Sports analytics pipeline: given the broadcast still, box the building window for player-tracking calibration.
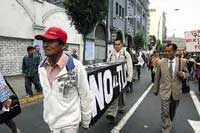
[116,2,119,15]
[53,0,61,3]
[122,8,124,18]
[131,18,133,25]
[128,18,133,25]
[119,5,122,17]
[133,0,136,5]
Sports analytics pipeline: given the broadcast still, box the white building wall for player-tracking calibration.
[0,0,84,76]
[0,0,34,39]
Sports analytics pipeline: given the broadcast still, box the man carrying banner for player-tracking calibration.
[106,38,133,123]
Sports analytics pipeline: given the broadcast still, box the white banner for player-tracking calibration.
[184,30,200,52]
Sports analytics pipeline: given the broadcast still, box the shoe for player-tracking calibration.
[13,128,20,133]
[106,115,115,123]
[16,128,21,133]
[36,91,42,94]
[36,89,42,92]
[118,109,125,114]
[126,89,130,93]
[25,95,32,98]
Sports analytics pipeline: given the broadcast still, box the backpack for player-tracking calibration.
[109,51,127,61]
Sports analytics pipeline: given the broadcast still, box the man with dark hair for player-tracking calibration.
[154,43,189,133]
[166,43,177,51]
[35,27,92,133]
[22,46,42,97]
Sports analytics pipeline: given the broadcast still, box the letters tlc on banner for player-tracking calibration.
[86,61,128,125]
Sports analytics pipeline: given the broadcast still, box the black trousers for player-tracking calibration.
[169,95,179,121]
[136,65,141,80]
[25,75,42,96]
[198,78,200,92]
[151,67,155,83]
[4,119,17,133]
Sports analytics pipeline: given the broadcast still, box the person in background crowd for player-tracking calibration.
[135,52,144,80]
[71,49,79,59]
[154,43,189,133]
[126,47,137,83]
[141,51,148,68]
[22,46,42,97]
[186,54,195,80]
[195,54,200,92]
[34,45,42,61]
[152,52,161,77]
[149,51,160,82]
[106,38,133,123]
[35,26,93,133]
[0,72,20,133]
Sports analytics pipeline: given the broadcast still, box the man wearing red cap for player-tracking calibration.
[35,27,93,133]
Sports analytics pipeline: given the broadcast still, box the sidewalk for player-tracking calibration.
[5,75,44,106]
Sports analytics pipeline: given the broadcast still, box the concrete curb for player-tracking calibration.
[19,94,43,106]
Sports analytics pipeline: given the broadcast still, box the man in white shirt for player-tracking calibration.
[35,27,93,133]
[135,52,144,80]
[154,43,189,133]
[106,39,133,123]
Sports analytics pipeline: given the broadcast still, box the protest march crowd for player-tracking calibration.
[1,27,200,133]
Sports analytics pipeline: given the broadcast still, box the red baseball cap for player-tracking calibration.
[35,27,68,44]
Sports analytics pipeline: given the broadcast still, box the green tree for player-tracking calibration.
[64,0,108,36]
[156,39,165,52]
[133,32,145,51]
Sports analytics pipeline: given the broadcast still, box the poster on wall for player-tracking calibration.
[85,40,95,60]
[184,30,200,52]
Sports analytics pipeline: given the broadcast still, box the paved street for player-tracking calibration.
[0,67,200,133]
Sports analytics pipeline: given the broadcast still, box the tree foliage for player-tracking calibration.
[156,40,165,52]
[134,32,145,51]
[64,0,108,36]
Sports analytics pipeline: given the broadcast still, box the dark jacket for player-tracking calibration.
[22,55,40,77]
